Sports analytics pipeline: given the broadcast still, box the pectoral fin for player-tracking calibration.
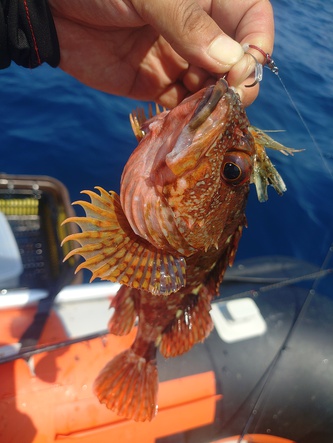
[62,187,186,295]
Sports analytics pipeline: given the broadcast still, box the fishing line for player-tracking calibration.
[235,59,333,441]
[246,44,333,181]
[275,73,333,180]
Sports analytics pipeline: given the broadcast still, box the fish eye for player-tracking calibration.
[221,152,252,185]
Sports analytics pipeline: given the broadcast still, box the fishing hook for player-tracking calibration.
[243,44,279,88]
[248,44,279,74]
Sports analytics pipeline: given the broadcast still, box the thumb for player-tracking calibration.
[131,0,244,73]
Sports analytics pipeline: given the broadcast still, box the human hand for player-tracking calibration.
[49,0,274,108]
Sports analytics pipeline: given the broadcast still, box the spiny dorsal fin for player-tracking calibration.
[62,187,186,295]
[129,104,167,141]
[129,109,146,141]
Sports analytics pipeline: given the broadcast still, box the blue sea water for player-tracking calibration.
[0,0,332,280]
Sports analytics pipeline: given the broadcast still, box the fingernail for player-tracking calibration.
[208,36,244,67]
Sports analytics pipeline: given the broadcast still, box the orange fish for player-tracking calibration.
[62,79,296,421]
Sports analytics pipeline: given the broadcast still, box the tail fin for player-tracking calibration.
[93,349,158,422]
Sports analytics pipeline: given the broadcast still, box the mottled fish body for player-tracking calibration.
[62,78,297,421]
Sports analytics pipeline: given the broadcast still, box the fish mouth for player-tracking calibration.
[189,78,229,130]
[165,78,232,175]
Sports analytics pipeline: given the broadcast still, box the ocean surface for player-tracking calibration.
[1,0,332,289]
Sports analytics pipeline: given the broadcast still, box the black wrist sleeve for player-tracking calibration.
[0,0,60,69]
